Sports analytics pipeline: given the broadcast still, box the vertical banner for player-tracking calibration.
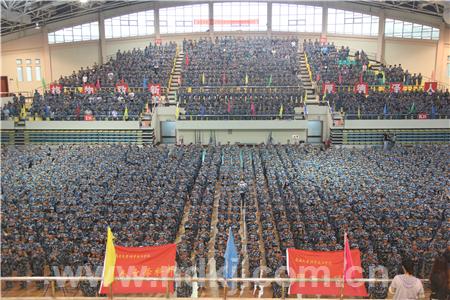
[354,83,369,95]
[322,82,336,94]
[99,244,177,295]
[148,84,161,96]
[389,82,403,93]
[287,248,367,297]
[116,83,129,94]
[82,84,95,94]
[424,82,437,94]
[50,84,63,95]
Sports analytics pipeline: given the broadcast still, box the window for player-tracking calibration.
[16,59,22,65]
[272,3,322,32]
[385,18,440,40]
[448,63,450,78]
[25,59,31,65]
[105,10,154,38]
[328,8,379,36]
[35,59,40,65]
[35,66,41,81]
[160,4,209,34]
[26,66,32,82]
[48,22,99,44]
[213,2,267,31]
[17,67,23,82]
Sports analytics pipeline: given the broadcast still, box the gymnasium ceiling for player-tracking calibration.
[1,0,447,36]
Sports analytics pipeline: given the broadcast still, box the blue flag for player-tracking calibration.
[200,104,206,117]
[224,228,239,282]
[143,77,148,89]
[383,103,388,116]
[431,105,437,118]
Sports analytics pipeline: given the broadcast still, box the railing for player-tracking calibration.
[25,114,141,121]
[345,113,449,120]
[60,86,169,95]
[178,114,298,121]
[178,85,302,93]
[318,84,429,94]
[0,276,429,299]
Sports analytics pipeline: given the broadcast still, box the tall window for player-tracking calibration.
[105,10,154,39]
[160,4,209,34]
[213,2,267,31]
[26,66,32,82]
[328,9,379,36]
[272,3,322,32]
[35,66,42,81]
[48,22,99,44]
[17,67,23,82]
[385,18,440,40]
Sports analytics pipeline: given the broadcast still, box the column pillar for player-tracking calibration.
[41,26,52,82]
[209,2,214,38]
[267,1,272,37]
[98,12,106,64]
[434,23,448,84]
[155,4,160,39]
[322,4,328,36]
[376,10,386,63]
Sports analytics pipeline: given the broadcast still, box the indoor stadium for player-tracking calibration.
[0,0,449,299]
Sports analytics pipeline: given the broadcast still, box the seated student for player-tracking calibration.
[388,257,425,300]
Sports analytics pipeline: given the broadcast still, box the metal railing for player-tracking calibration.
[344,113,449,120]
[178,114,298,121]
[0,276,429,299]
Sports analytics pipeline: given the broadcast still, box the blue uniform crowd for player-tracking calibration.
[1,144,448,298]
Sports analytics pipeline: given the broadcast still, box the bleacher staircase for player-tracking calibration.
[167,50,184,105]
[298,48,318,104]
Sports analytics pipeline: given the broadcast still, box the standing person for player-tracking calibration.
[429,254,449,300]
[388,257,425,300]
[238,178,248,208]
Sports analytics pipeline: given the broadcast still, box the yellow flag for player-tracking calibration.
[279,104,284,118]
[303,90,307,103]
[245,73,249,85]
[102,227,116,287]
[175,103,180,119]
[123,106,128,120]
[202,73,205,85]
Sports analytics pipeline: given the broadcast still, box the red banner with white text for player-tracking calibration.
[50,84,63,95]
[148,84,161,96]
[99,244,176,295]
[82,84,95,94]
[287,248,367,297]
[390,82,403,93]
[424,82,437,94]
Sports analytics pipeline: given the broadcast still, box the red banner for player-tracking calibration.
[82,84,95,94]
[390,82,403,93]
[50,84,63,95]
[322,82,336,94]
[354,83,369,95]
[424,82,437,94]
[287,248,367,297]
[84,114,94,121]
[418,112,428,119]
[148,84,161,96]
[99,244,176,295]
[116,84,129,94]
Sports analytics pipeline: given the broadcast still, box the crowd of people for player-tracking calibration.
[1,144,448,298]
[27,90,157,120]
[181,37,301,87]
[325,90,449,117]
[178,89,301,118]
[304,39,424,87]
[57,42,176,88]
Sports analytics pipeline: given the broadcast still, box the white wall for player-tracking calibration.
[385,38,438,77]
[50,41,100,81]
[345,119,450,129]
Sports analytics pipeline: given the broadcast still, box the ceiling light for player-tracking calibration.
[80,0,89,3]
